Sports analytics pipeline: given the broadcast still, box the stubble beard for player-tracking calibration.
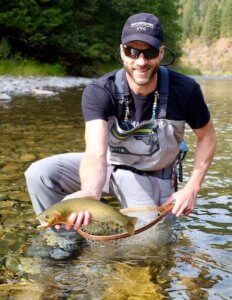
[124,63,159,86]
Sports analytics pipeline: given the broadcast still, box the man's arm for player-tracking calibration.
[170,120,217,217]
[57,119,108,230]
[79,119,108,199]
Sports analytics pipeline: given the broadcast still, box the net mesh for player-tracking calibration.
[82,210,174,247]
[80,221,126,236]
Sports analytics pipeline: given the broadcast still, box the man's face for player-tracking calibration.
[120,41,164,88]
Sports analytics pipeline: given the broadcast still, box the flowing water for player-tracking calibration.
[0,77,231,299]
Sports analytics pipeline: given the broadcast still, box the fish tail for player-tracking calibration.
[125,216,137,235]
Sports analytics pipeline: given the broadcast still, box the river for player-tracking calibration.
[0,76,231,299]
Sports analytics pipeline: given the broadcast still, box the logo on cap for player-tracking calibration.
[131,22,154,31]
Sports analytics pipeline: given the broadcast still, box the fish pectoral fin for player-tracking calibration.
[129,216,137,226]
[126,216,138,235]
[125,224,135,235]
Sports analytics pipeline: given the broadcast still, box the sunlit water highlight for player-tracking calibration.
[0,77,231,299]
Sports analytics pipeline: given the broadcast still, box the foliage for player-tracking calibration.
[220,0,232,37]
[0,38,11,59]
[0,0,81,71]
[0,0,182,75]
[0,58,65,76]
[202,1,221,44]
[180,0,232,44]
[182,0,202,40]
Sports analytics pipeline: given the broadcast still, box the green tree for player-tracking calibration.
[202,1,221,44]
[220,0,232,37]
[155,0,181,55]
[0,0,182,75]
[182,0,194,39]
[0,0,80,64]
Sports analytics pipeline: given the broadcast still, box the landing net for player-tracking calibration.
[77,203,173,243]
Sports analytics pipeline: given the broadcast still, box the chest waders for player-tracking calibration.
[108,67,188,191]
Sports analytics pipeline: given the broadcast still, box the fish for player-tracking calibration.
[36,197,137,235]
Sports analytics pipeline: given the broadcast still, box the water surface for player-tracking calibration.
[0,78,231,299]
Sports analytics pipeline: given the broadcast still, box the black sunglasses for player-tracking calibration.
[123,45,160,59]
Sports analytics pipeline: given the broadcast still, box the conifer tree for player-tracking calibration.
[220,0,232,37]
[182,0,193,39]
[202,1,221,44]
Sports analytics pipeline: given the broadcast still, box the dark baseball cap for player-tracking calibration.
[121,13,164,48]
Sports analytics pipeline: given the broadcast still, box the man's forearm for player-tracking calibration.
[170,122,216,216]
[79,153,107,199]
[186,123,217,193]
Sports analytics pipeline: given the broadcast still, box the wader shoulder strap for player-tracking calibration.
[158,66,169,118]
[114,67,169,118]
[114,68,126,103]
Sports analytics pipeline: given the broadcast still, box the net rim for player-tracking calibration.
[77,203,173,241]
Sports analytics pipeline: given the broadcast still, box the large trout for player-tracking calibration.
[37,197,137,235]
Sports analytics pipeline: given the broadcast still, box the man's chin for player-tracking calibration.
[134,78,150,86]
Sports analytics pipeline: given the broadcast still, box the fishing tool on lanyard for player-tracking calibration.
[121,77,160,130]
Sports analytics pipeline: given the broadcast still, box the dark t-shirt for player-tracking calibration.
[82,68,210,129]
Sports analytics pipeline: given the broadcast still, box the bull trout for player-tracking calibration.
[36,197,137,235]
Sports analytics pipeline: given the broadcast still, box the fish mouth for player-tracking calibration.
[36,220,50,229]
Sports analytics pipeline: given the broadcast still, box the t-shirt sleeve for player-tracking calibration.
[81,83,114,122]
[186,83,210,129]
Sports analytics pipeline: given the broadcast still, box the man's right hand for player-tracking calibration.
[54,210,92,231]
[54,190,94,231]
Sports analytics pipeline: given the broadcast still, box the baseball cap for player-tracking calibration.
[121,13,164,48]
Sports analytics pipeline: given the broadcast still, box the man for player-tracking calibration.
[25,13,216,232]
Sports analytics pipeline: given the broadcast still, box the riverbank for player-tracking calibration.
[180,38,232,75]
[0,59,66,76]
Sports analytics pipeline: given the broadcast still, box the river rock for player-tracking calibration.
[32,88,56,96]
[0,93,12,101]
[0,75,93,98]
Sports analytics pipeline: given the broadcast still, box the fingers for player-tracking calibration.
[73,211,85,230]
[82,211,91,226]
[172,201,194,217]
[55,224,61,231]
[65,212,77,230]
[65,211,91,231]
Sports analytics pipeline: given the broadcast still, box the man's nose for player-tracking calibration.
[136,53,147,66]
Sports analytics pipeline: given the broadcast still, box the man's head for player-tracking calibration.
[120,13,164,93]
[121,13,163,48]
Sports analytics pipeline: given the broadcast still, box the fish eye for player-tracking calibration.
[44,214,50,219]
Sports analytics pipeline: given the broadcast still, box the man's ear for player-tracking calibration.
[159,45,165,61]
[120,44,124,60]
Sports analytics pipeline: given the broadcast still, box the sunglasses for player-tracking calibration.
[123,45,160,59]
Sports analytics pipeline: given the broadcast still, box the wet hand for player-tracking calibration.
[54,211,92,231]
[167,188,197,217]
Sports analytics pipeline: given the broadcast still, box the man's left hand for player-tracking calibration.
[167,187,198,217]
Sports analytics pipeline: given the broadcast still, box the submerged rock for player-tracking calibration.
[27,229,84,260]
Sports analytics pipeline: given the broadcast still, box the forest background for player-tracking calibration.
[0,0,231,76]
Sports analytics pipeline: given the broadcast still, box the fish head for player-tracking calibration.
[36,210,62,229]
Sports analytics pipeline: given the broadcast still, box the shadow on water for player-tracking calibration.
[0,79,232,299]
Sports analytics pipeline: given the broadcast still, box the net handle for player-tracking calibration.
[77,202,173,241]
